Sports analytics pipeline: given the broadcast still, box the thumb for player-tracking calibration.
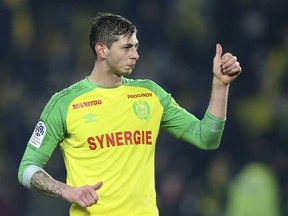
[214,43,222,59]
[93,181,103,190]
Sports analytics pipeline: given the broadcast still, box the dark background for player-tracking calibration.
[1,0,288,215]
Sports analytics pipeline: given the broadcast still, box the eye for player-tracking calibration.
[122,46,130,51]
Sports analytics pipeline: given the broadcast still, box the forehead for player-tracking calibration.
[114,33,138,46]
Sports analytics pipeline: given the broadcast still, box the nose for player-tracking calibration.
[131,48,139,60]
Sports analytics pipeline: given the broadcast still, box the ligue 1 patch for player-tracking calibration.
[28,121,46,148]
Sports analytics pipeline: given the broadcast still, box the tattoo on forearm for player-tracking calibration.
[30,171,68,199]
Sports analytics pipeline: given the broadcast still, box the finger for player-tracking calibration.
[87,187,99,203]
[85,195,98,207]
[78,199,88,208]
[225,65,241,77]
[222,57,238,72]
[215,43,222,59]
[227,70,241,77]
[82,187,99,206]
[229,65,242,75]
[93,181,103,190]
[81,195,94,207]
[221,53,233,63]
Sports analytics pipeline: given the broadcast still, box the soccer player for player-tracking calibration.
[18,12,241,216]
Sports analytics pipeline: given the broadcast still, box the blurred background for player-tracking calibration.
[1,0,288,215]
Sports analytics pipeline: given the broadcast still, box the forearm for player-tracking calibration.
[207,77,229,120]
[180,111,225,150]
[30,170,70,199]
[30,169,103,207]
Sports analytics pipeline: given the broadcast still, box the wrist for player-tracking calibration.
[60,184,73,200]
[212,76,230,89]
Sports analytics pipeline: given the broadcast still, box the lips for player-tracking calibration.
[128,64,135,69]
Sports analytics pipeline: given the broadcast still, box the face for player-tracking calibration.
[105,33,139,77]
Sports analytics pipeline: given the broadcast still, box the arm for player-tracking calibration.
[30,170,103,207]
[207,43,241,119]
[161,98,226,150]
[161,44,241,149]
[18,146,103,208]
[30,170,70,198]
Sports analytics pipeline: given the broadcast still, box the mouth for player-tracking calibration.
[127,64,135,69]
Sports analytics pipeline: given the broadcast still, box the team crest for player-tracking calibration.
[133,101,151,120]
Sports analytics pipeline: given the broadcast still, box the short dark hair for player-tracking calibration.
[89,12,137,57]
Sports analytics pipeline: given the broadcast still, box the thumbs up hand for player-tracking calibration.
[213,43,242,86]
[62,181,103,208]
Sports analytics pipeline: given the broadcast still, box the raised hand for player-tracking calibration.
[213,43,242,85]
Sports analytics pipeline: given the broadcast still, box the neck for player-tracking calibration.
[89,63,123,87]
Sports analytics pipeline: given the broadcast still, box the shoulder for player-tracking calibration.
[42,79,91,115]
[52,78,95,102]
[52,79,88,100]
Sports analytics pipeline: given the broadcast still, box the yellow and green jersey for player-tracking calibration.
[18,77,225,216]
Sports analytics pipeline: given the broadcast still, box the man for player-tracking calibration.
[18,12,241,216]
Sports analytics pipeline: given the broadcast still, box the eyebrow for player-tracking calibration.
[122,42,140,48]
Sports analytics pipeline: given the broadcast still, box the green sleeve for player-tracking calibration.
[17,145,50,185]
[161,95,226,150]
[18,92,68,185]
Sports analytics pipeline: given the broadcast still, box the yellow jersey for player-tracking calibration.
[19,77,225,215]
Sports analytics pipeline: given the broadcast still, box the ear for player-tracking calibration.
[95,43,107,59]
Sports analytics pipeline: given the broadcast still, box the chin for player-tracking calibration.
[119,70,133,77]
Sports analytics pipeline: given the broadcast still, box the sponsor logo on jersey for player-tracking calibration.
[127,93,152,99]
[72,99,102,110]
[83,113,97,123]
[133,101,151,120]
[87,130,152,150]
[28,121,46,148]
